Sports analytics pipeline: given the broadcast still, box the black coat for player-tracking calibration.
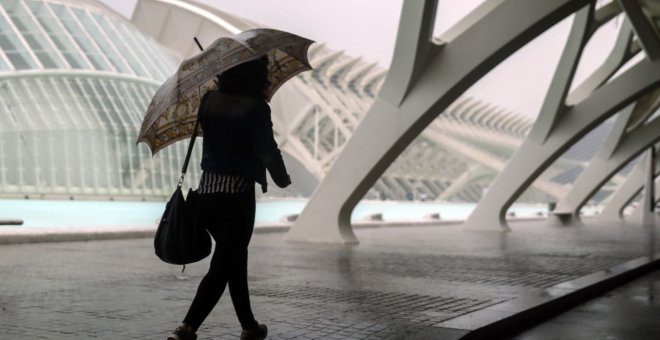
[198,90,290,193]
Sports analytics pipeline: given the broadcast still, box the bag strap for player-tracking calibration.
[178,36,212,189]
[177,97,204,188]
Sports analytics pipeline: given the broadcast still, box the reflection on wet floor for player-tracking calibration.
[510,269,660,340]
[2,220,659,339]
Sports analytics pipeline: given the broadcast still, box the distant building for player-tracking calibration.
[0,0,185,200]
[133,0,622,203]
[0,0,621,203]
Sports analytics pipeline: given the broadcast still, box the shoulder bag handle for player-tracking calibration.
[177,111,202,188]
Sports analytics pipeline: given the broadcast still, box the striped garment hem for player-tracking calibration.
[197,172,253,194]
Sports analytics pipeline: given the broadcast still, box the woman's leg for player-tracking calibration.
[227,189,258,330]
[180,190,259,331]
[181,233,230,331]
[181,193,233,331]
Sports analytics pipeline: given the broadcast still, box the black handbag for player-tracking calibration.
[154,112,211,266]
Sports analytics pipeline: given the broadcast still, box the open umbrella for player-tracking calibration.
[137,28,314,155]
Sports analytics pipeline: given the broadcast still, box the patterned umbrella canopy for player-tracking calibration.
[137,28,314,155]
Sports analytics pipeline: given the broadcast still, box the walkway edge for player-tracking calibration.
[434,253,660,339]
[0,217,551,245]
[0,221,450,245]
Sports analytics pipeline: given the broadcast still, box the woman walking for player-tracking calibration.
[168,56,291,340]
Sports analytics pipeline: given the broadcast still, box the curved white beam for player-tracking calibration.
[138,0,241,34]
[288,0,594,243]
[597,153,660,222]
[618,0,660,60]
[0,69,162,86]
[464,5,651,230]
[553,107,660,222]
[464,57,660,230]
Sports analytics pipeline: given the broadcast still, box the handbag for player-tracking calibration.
[154,110,211,266]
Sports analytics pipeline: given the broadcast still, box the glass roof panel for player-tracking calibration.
[0,14,38,69]
[104,79,136,126]
[0,54,8,70]
[6,2,67,68]
[44,76,77,127]
[22,77,53,128]
[0,80,20,129]
[70,7,131,74]
[141,37,177,78]
[48,2,112,71]
[31,4,90,69]
[109,19,166,80]
[93,79,126,128]
[94,14,148,78]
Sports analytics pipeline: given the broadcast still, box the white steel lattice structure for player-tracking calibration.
[0,0,208,199]
[3,0,650,215]
[132,0,616,203]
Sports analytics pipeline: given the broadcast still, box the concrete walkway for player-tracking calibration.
[0,220,658,339]
[508,268,660,340]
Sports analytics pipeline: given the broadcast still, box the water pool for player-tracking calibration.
[0,198,552,228]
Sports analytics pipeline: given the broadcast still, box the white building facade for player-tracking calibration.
[0,0,642,209]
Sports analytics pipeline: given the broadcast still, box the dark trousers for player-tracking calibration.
[183,189,258,331]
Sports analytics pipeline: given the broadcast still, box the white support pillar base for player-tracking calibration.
[639,148,656,226]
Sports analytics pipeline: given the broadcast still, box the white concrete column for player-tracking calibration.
[463,5,660,230]
[639,148,656,225]
[552,113,660,224]
[463,58,660,230]
[598,154,660,223]
[288,0,593,243]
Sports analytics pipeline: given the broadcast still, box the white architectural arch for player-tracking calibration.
[4,0,654,222]
[552,90,660,223]
[288,0,613,243]
[464,1,660,230]
[131,0,594,204]
[596,152,660,223]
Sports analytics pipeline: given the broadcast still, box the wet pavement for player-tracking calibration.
[509,269,660,340]
[0,220,658,339]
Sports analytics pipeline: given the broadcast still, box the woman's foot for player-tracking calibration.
[240,324,267,340]
[168,324,197,340]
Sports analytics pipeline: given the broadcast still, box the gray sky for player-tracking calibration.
[99,0,622,118]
